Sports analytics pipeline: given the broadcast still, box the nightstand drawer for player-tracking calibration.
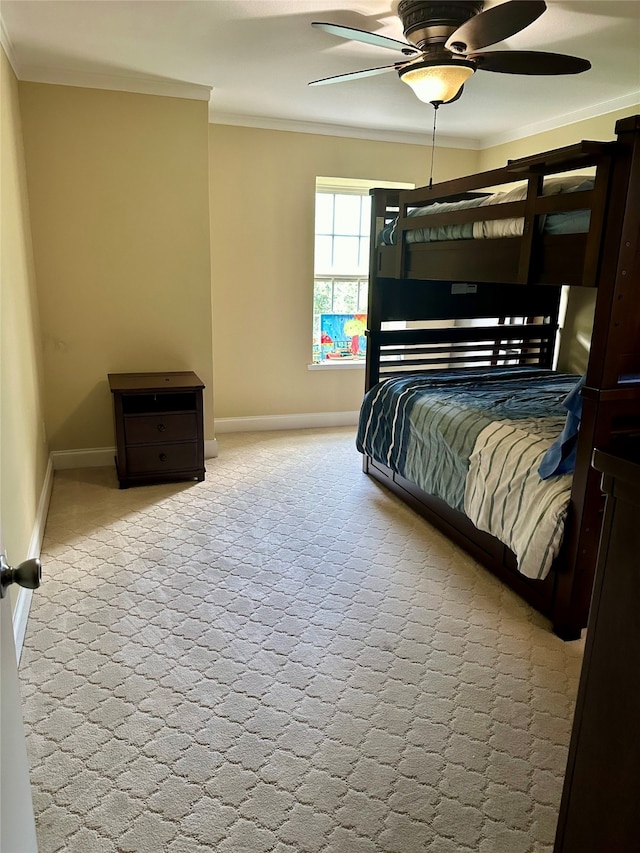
[126,442,198,475]
[124,412,197,445]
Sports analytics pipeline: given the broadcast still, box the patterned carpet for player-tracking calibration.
[19,427,584,853]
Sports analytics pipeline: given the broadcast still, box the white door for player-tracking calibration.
[0,528,38,849]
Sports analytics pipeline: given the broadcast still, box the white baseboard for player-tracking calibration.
[51,447,115,469]
[52,441,219,468]
[48,418,350,466]
[14,455,54,664]
[13,590,33,666]
[214,411,360,433]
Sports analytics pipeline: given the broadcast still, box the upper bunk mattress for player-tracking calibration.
[379,175,594,245]
[356,368,583,580]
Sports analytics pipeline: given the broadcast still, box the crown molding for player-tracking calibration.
[211,93,640,151]
[209,111,482,150]
[480,92,640,149]
[13,63,212,102]
[0,15,19,73]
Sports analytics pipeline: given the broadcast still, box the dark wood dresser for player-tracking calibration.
[554,440,640,852]
[108,371,205,488]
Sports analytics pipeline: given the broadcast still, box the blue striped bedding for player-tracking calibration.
[356,368,581,578]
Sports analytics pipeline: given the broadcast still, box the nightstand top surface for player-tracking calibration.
[108,371,205,393]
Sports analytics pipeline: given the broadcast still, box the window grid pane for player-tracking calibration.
[314,194,334,235]
[360,196,371,236]
[332,236,360,273]
[314,236,333,275]
[333,194,362,236]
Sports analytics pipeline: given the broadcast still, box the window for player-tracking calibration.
[312,177,413,364]
[313,186,370,363]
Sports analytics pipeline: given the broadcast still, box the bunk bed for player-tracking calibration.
[358,114,640,640]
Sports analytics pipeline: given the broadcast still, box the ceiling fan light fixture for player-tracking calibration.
[398,58,475,105]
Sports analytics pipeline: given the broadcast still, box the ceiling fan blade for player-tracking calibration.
[311,22,419,55]
[309,65,399,87]
[472,50,591,75]
[446,1,546,54]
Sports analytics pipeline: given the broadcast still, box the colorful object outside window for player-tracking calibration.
[320,314,367,360]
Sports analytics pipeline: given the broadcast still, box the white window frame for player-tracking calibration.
[310,176,414,370]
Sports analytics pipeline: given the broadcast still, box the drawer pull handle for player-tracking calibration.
[159,453,168,462]
[157,423,167,432]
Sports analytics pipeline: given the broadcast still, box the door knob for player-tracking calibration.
[0,555,41,599]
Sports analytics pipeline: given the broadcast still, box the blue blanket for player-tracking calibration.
[356,368,580,512]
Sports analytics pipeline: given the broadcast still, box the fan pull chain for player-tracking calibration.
[428,103,439,190]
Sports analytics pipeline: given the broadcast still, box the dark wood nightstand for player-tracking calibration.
[108,371,205,488]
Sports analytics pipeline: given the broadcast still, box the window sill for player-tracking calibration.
[308,360,366,371]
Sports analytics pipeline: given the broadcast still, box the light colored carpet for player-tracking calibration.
[20,427,584,853]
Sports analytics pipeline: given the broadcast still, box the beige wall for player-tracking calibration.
[18,83,214,450]
[209,124,479,420]
[478,105,640,170]
[0,49,49,594]
[479,104,640,375]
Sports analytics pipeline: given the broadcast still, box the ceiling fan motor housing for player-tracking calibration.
[398,0,484,51]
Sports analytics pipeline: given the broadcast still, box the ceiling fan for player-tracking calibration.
[309,1,591,107]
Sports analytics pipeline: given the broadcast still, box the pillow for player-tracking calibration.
[541,175,594,195]
[474,176,595,239]
[538,375,586,479]
[475,185,527,238]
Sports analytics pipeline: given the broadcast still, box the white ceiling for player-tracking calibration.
[2,0,640,148]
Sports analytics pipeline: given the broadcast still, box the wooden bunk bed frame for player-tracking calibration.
[362,114,640,640]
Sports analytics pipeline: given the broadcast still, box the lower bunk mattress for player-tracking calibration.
[356,368,583,581]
